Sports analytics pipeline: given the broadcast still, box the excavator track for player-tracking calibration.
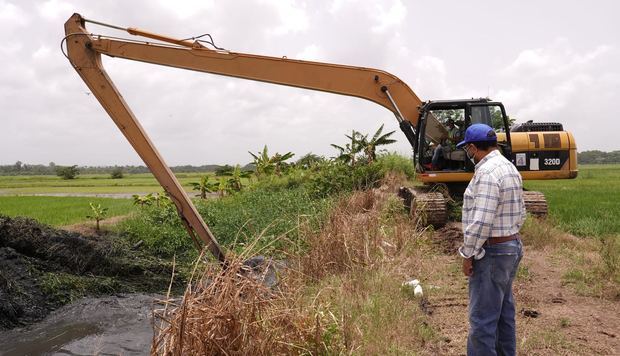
[523,191,548,218]
[398,187,448,227]
[398,187,547,227]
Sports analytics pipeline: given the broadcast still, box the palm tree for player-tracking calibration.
[359,124,397,162]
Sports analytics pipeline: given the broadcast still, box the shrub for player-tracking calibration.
[56,165,79,180]
[110,167,124,179]
[307,160,384,198]
[376,152,415,179]
[120,186,332,257]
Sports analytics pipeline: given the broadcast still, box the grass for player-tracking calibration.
[524,164,620,237]
[0,172,237,195]
[520,328,577,354]
[521,217,620,299]
[40,272,123,304]
[0,196,135,226]
[119,186,333,257]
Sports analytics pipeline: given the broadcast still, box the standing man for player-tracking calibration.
[456,123,526,356]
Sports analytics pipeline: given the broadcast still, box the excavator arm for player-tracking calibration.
[63,13,429,262]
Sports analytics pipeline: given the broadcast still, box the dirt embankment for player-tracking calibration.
[423,223,619,355]
[0,215,175,330]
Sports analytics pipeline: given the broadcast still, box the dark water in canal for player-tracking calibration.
[0,294,159,356]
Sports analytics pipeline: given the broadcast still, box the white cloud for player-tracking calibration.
[504,48,549,74]
[494,40,618,150]
[262,0,309,35]
[370,0,406,33]
[0,0,28,26]
[296,44,325,61]
[37,0,73,20]
[32,45,51,60]
[155,0,215,19]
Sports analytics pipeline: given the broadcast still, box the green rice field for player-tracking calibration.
[0,196,136,226]
[525,164,620,238]
[0,172,212,195]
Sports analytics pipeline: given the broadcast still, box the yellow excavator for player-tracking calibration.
[63,14,578,262]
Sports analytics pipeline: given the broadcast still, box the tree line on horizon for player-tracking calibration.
[2,149,619,176]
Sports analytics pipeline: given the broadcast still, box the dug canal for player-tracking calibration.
[0,294,157,355]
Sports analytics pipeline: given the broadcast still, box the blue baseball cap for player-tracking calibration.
[456,123,497,148]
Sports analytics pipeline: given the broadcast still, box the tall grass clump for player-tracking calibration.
[152,251,316,355]
[153,175,439,354]
[196,186,332,253]
[376,152,415,179]
[119,185,333,257]
[307,156,408,199]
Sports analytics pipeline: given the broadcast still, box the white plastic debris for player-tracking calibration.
[414,284,423,298]
[402,279,420,288]
[402,279,424,298]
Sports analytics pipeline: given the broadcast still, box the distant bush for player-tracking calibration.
[578,150,620,164]
[110,167,124,179]
[56,165,79,180]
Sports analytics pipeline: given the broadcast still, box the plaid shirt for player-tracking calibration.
[459,150,526,260]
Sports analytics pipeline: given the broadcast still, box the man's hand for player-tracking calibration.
[462,257,473,277]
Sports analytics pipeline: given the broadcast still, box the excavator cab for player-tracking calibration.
[415,98,513,174]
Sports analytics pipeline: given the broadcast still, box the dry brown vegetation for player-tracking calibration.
[151,176,440,354]
[151,176,619,355]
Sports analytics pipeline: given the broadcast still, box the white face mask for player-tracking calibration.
[465,145,476,165]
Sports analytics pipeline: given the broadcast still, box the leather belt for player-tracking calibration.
[484,234,520,246]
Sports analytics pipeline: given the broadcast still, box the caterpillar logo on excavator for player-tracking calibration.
[63,14,578,263]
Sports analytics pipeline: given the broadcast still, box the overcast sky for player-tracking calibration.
[1,0,619,166]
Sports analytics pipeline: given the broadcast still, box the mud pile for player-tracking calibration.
[0,215,174,329]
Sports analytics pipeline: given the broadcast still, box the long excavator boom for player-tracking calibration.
[63,13,431,262]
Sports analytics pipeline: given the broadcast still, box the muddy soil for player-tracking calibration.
[0,215,176,330]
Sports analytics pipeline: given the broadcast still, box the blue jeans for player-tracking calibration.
[467,238,523,356]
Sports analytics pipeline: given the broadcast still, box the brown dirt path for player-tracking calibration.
[420,224,619,355]
[61,214,131,236]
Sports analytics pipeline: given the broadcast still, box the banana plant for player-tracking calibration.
[331,130,363,165]
[132,193,153,207]
[216,177,231,197]
[190,175,218,199]
[86,202,108,231]
[271,151,295,176]
[249,145,294,178]
[227,165,252,192]
[358,124,396,163]
[249,145,275,178]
